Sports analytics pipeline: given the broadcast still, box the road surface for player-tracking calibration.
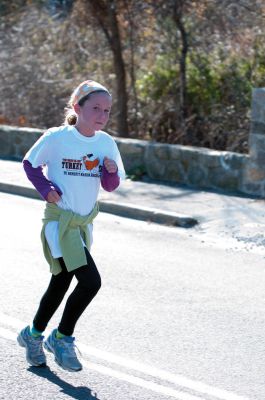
[0,192,265,400]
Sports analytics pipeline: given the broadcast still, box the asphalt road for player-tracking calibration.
[1,192,265,400]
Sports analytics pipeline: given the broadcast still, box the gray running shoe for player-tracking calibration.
[17,326,46,367]
[44,329,82,372]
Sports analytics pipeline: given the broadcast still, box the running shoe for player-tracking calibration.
[44,329,82,372]
[17,326,46,367]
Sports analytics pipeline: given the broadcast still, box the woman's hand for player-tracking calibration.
[47,190,61,203]
[103,157,118,173]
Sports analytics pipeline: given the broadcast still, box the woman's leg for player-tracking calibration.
[57,248,101,336]
[33,262,74,332]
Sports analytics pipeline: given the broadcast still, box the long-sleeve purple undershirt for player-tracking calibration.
[23,159,120,201]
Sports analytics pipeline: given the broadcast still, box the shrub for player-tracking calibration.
[136,49,265,153]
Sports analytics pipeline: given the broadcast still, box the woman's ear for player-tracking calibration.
[73,103,81,115]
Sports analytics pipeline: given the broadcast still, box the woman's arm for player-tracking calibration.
[23,159,62,200]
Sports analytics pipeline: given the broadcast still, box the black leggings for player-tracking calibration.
[33,248,101,336]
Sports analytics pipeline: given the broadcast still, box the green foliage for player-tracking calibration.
[137,55,178,101]
[187,54,253,113]
[138,51,254,110]
[136,45,265,152]
[251,43,265,87]
[187,56,222,112]
[126,166,147,181]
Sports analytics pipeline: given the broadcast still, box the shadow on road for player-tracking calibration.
[28,366,100,400]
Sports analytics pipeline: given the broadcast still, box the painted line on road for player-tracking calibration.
[78,342,249,400]
[83,359,206,400]
[0,312,251,400]
[0,326,210,400]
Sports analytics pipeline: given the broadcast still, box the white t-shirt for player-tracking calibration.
[24,125,125,258]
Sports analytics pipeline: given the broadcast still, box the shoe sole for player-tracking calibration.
[17,335,47,367]
[43,341,82,372]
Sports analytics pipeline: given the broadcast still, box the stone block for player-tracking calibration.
[210,171,239,191]
[117,139,145,172]
[14,136,22,145]
[251,88,265,123]
[241,181,263,196]
[218,152,246,171]
[180,146,202,162]
[253,151,265,167]
[250,121,265,135]
[170,145,185,160]
[249,134,265,165]
[249,133,265,150]
[187,165,207,186]
[165,160,186,183]
[200,153,220,168]
[146,158,167,180]
[0,134,15,157]
[0,125,43,160]
[117,141,145,157]
[147,143,170,160]
[245,166,265,182]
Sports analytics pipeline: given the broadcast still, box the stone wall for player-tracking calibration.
[0,88,264,197]
[0,125,43,160]
[0,124,248,195]
[116,138,248,193]
[241,88,265,196]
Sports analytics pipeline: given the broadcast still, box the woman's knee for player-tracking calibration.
[86,271,101,294]
[77,267,101,295]
[94,273,101,294]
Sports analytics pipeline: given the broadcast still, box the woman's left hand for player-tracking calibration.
[103,157,118,173]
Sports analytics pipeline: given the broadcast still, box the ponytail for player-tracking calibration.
[63,108,77,125]
[66,113,77,125]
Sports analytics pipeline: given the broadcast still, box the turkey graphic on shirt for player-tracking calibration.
[82,154,100,171]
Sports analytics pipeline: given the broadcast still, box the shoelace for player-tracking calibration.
[60,340,82,359]
[30,337,44,357]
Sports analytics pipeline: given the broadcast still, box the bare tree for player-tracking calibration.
[172,0,189,133]
[123,0,139,133]
[153,0,191,139]
[81,0,129,137]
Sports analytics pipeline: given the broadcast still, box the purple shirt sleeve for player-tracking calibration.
[23,160,62,201]
[101,164,120,192]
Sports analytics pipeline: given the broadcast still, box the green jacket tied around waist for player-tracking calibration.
[41,202,99,275]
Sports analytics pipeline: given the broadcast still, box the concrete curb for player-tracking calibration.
[0,182,198,228]
[99,201,197,228]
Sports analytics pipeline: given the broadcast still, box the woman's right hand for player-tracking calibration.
[47,190,61,203]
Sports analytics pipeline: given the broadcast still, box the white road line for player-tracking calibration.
[83,360,207,400]
[0,326,207,400]
[0,312,251,400]
[78,342,249,400]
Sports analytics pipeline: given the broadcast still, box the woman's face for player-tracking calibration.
[75,92,112,136]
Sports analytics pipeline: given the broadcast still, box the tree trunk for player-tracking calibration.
[107,1,129,137]
[86,0,129,137]
[173,0,188,134]
[125,0,139,133]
